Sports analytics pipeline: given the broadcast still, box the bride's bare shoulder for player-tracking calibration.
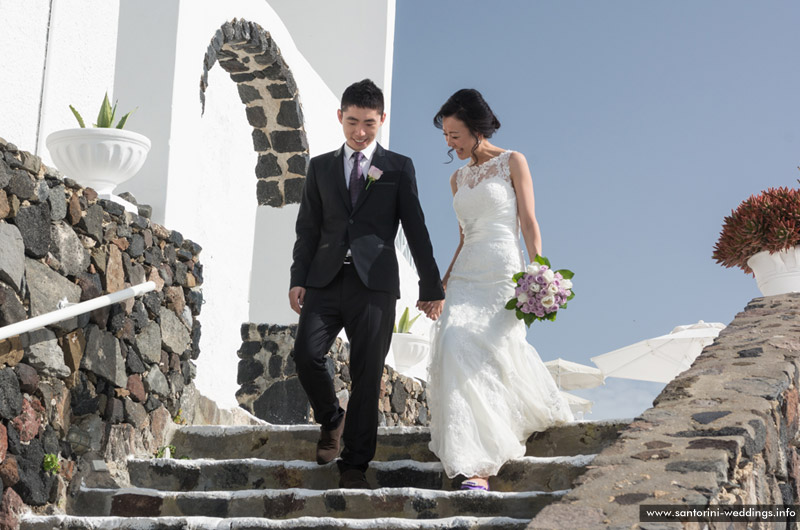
[508,150,527,164]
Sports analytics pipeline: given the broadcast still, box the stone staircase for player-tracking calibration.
[20,420,627,529]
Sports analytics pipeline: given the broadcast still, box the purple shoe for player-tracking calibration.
[460,479,489,491]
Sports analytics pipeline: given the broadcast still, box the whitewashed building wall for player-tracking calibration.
[0,0,412,408]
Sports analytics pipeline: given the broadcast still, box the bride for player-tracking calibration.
[425,89,573,491]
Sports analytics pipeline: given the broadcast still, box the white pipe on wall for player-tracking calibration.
[0,281,156,341]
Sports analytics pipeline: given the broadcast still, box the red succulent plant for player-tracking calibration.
[713,180,800,274]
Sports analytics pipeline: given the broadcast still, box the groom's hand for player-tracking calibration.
[289,286,306,315]
[417,299,444,321]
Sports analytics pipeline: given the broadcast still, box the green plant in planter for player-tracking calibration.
[393,307,421,334]
[713,179,800,274]
[69,91,135,129]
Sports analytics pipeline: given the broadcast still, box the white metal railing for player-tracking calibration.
[0,281,157,341]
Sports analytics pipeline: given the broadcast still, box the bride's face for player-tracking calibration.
[442,116,479,160]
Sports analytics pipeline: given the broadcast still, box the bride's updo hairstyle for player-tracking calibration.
[433,88,501,162]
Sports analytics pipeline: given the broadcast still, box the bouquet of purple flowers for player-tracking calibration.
[505,255,574,326]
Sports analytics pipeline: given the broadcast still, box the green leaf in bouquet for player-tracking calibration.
[567,291,576,301]
[523,313,535,326]
[69,105,86,128]
[505,298,518,310]
[534,255,550,267]
[512,272,525,282]
[96,92,114,128]
[516,308,525,320]
[546,312,557,321]
[556,269,574,279]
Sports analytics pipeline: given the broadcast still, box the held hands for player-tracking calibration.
[289,286,306,315]
[417,299,444,321]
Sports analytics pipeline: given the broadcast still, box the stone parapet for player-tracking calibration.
[236,323,429,426]
[529,293,800,529]
[0,137,207,524]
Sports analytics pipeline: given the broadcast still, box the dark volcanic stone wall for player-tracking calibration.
[0,137,203,521]
[529,293,800,529]
[201,18,309,208]
[236,324,429,427]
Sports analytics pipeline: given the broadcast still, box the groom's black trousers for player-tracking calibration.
[294,262,396,472]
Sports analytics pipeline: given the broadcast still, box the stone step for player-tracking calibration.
[170,420,627,462]
[20,514,532,529]
[128,455,595,493]
[71,486,565,520]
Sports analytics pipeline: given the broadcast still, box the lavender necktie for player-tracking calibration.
[349,151,364,206]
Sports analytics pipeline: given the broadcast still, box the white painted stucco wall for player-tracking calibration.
[113,0,350,407]
[1,0,413,409]
[0,0,120,158]
[266,0,396,145]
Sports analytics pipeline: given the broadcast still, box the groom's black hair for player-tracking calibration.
[341,79,384,114]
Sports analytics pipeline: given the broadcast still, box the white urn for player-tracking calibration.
[747,246,800,296]
[389,333,431,376]
[46,128,151,213]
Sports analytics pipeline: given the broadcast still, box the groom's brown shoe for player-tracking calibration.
[316,416,345,465]
[339,468,371,489]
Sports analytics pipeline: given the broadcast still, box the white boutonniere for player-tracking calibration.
[365,166,383,190]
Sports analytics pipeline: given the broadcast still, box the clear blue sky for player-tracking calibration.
[390,1,800,419]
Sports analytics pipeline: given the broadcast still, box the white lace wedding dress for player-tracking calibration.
[427,150,573,479]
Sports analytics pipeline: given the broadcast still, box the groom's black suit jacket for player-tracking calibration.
[291,143,444,301]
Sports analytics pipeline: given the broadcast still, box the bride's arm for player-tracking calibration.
[442,171,464,291]
[509,152,542,261]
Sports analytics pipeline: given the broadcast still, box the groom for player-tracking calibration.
[289,79,445,489]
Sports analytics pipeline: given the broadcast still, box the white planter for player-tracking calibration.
[46,128,151,213]
[389,333,430,375]
[747,246,800,296]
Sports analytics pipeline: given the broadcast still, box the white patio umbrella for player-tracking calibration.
[545,358,605,390]
[560,390,593,418]
[590,321,725,384]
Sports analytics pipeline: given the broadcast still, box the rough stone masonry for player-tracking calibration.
[529,293,800,530]
[236,323,430,427]
[0,136,205,528]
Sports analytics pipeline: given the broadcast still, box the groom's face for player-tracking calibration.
[338,106,386,151]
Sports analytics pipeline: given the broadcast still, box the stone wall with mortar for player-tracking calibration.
[529,293,800,530]
[237,324,429,427]
[0,137,208,526]
[201,18,309,208]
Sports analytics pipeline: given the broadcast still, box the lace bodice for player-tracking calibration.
[452,150,523,277]
[455,149,513,190]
